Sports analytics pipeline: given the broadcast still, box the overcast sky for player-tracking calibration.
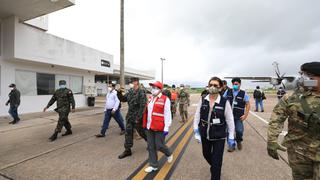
[48,0,320,88]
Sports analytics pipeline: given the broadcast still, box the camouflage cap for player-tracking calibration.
[59,80,67,85]
[301,62,320,76]
[180,84,185,87]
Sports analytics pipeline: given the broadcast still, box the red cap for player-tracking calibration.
[149,81,163,90]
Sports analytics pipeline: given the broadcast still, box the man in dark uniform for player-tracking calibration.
[5,84,21,124]
[43,80,75,142]
[118,77,147,159]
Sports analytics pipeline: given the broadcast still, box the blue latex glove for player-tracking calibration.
[194,129,201,143]
[227,139,236,148]
[163,131,169,137]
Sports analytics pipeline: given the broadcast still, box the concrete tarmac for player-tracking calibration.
[0,94,292,180]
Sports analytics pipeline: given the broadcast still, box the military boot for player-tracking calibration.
[62,129,72,136]
[49,132,58,142]
[118,149,132,159]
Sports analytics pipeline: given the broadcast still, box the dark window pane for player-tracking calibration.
[37,73,55,95]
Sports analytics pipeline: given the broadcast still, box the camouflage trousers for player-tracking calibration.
[179,104,188,122]
[171,100,177,115]
[55,111,71,133]
[288,148,320,180]
[124,120,147,150]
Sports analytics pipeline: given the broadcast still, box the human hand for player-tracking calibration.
[227,139,236,148]
[43,107,48,112]
[267,142,286,160]
[194,129,201,144]
[240,115,248,121]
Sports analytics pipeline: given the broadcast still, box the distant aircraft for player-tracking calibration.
[225,61,299,90]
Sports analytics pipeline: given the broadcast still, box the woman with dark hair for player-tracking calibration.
[193,77,235,180]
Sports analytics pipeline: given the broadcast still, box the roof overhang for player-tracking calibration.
[0,0,75,21]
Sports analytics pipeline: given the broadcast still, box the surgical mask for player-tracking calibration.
[298,74,318,89]
[208,86,220,94]
[233,85,239,91]
[59,85,66,89]
[9,87,14,91]
[108,87,112,92]
[129,83,134,88]
[151,87,160,96]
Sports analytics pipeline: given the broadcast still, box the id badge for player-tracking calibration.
[233,101,238,105]
[212,118,221,124]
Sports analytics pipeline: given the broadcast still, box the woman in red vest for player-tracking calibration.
[143,81,173,173]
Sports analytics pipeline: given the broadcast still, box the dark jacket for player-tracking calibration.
[7,89,21,107]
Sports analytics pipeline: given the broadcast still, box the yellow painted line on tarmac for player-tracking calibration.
[154,124,194,180]
[132,116,194,180]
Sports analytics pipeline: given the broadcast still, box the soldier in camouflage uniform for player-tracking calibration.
[43,80,75,142]
[118,77,147,159]
[178,84,190,123]
[267,62,320,180]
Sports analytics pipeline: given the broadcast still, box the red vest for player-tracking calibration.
[143,94,167,131]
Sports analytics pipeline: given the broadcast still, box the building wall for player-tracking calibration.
[0,59,94,116]
[3,16,113,74]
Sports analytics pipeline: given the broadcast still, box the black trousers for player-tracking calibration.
[201,137,225,180]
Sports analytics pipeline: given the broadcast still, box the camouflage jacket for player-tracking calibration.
[46,88,75,113]
[268,88,320,161]
[178,89,190,105]
[123,87,147,122]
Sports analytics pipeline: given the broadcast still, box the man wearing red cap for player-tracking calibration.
[142,81,173,173]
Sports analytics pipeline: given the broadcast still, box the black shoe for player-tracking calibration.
[227,147,235,152]
[120,130,125,135]
[95,134,105,138]
[118,149,132,159]
[9,120,16,124]
[62,130,72,136]
[49,132,58,142]
[261,110,264,112]
[237,142,243,150]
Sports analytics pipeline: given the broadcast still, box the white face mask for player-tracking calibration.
[298,74,318,89]
[59,85,66,89]
[129,83,134,88]
[9,87,14,91]
[151,87,160,96]
[108,87,112,92]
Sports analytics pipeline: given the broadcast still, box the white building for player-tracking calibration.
[0,0,154,116]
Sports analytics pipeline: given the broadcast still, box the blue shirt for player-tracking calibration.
[223,89,250,102]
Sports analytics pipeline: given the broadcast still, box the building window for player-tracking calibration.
[37,73,55,95]
[15,70,37,95]
[70,76,83,94]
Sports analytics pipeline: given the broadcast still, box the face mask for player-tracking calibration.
[151,87,160,96]
[208,86,220,94]
[129,83,134,88]
[108,87,112,92]
[59,85,66,89]
[9,87,14,91]
[233,85,239,91]
[298,74,318,89]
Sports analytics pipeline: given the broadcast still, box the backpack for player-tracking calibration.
[254,90,262,99]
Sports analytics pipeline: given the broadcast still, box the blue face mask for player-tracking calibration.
[233,85,239,91]
[59,85,66,89]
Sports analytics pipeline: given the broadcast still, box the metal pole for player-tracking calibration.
[160,58,165,84]
[120,0,125,88]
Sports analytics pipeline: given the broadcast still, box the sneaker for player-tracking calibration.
[261,110,264,112]
[144,166,158,173]
[9,120,16,124]
[167,155,173,163]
